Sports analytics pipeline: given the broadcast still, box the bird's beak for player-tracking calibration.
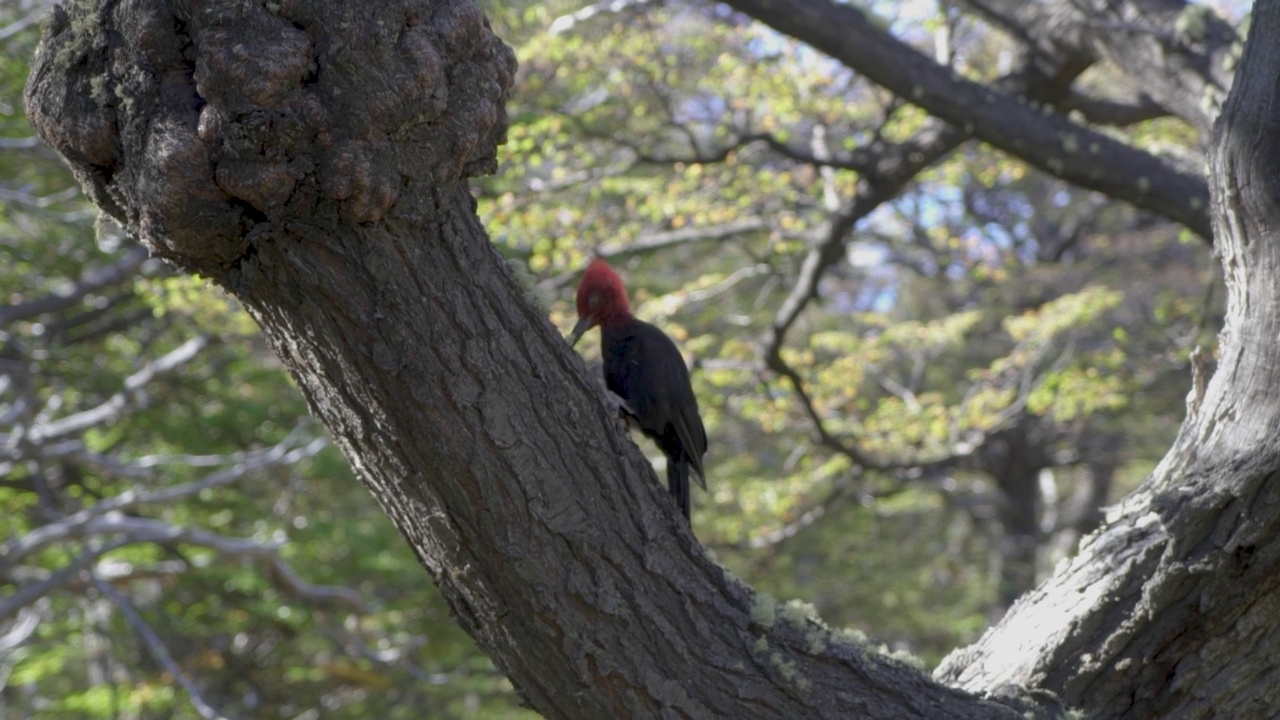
[568,316,593,347]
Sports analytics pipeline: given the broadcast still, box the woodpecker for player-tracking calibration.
[568,258,707,519]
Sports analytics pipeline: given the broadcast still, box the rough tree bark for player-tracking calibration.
[935,5,1280,716]
[22,0,1280,719]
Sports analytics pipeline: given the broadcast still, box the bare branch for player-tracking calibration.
[318,619,434,683]
[0,184,81,209]
[0,539,127,623]
[0,432,326,567]
[0,604,41,654]
[0,0,52,40]
[744,475,854,549]
[21,334,208,445]
[1059,91,1169,127]
[0,245,149,326]
[3,510,366,622]
[548,0,655,36]
[866,362,924,412]
[598,218,767,259]
[37,428,326,481]
[721,0,1213,238]
[91,574,235,720]
[759,120,965,468]
[632,130,880,174]
[79,516,368,612]
[0,136,41,149]
[766,350,881,467]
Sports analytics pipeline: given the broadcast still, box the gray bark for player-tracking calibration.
[938,5,1280,718]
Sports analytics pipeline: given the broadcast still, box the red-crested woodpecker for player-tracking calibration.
[569,259,707,520]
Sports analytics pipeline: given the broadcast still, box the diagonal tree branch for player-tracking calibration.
[91,574,235,720]
[760,119,966,469]
[0,604,42,655]
[953,0,1239,134]
[598,218,767,259]
[1059,90,1170,127]
[719,0,1213,239]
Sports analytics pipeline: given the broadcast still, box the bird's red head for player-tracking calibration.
[569,258,631,346]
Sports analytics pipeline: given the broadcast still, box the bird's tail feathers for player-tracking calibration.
[668,456,692,520]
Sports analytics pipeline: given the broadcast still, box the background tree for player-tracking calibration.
[7,0,1273,718]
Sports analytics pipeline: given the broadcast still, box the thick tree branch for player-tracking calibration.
[937,7,1280,717]
[1059,91,1170,127]
[23,1,1048,716]
[719,0,1213,239]
[755,51,1114,409]
[953,0,1239,134]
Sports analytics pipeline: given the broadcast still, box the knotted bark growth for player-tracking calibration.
[26,0,515,277]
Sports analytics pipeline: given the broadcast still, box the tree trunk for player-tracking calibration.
[978,425,1052,609]
[23,0,1280,718]
[937,5,1280,717]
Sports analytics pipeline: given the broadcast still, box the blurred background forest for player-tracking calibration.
[1,0,1239,717]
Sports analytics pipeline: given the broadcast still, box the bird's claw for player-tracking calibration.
[604,390,636,429]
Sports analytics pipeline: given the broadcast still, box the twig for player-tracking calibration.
[0,431,325,567]
[22,335,208,444]
[0,245,148,326]
[91,574,234,720]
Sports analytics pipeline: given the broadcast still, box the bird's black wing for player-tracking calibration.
[603,319,707,489]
